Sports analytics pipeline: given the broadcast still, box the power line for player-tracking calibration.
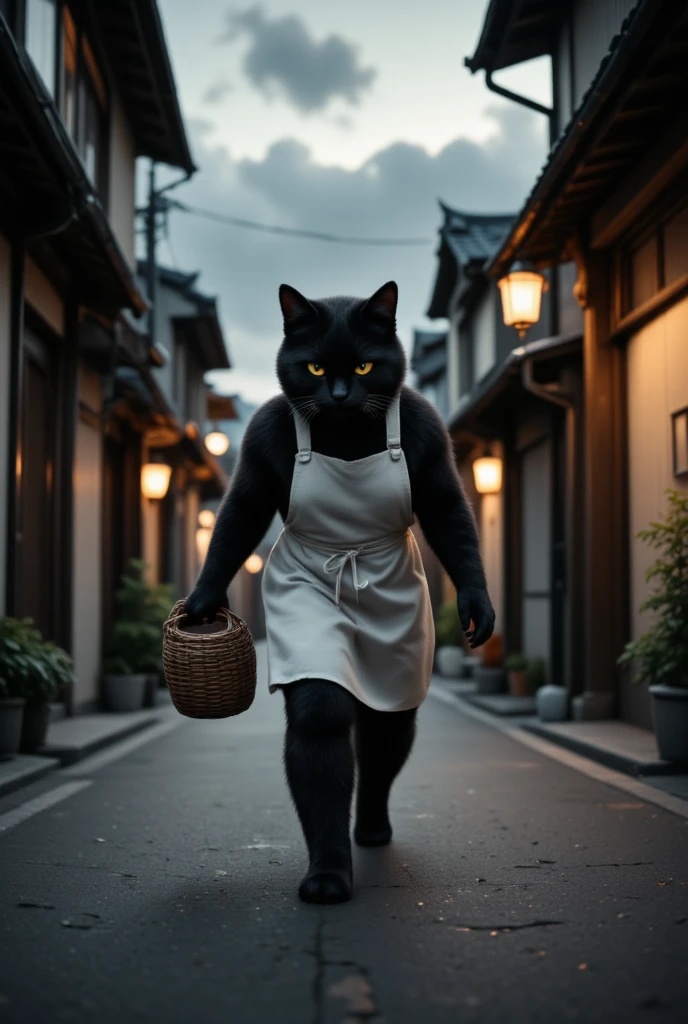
[165,198,433,247]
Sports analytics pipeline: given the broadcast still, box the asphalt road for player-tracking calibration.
[0,645,686,1024]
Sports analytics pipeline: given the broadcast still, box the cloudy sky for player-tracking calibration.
[154,0,551,403]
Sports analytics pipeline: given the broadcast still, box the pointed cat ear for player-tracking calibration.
[279,284,318,330]
[360,281,398,329]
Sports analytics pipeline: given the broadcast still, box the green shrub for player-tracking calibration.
[434,600,463,648]
[103,560,174,676]
[526,657,547,690]
[0,617,74,703]
[504,652,529,672]
[618,490,688,688]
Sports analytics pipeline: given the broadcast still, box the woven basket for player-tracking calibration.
[162,601,257,719]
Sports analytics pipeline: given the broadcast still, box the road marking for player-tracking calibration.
[0,781,93,834]
[63,715,184,776]
[428,684,688,821]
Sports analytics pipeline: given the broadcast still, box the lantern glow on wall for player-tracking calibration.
[141,462,172,500]
[497,261,548,340]
[472,455,503,495]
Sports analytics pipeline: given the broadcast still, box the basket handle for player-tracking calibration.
[165,602,233,629]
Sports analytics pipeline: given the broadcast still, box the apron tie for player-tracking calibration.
[323,549,369,608]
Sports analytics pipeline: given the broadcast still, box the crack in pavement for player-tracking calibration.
[440,919,566,933]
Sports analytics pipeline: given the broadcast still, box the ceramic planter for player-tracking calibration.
[20,702,51,753]
[650,685,688,763]
[0,698,26,760]
[474,667,505,695]
[102,674,146,713]
[508,671,530,698]
[435,646,465,678]
[143,673,159,708]
[536,684,568,722]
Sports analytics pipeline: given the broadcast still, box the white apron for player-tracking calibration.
[262,393,434,712]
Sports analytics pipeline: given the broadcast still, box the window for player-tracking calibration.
[673,408,688,478]
[621,198,688,317]
[664,206,688,287]
[58,5,109,192]
[25,0,57,96]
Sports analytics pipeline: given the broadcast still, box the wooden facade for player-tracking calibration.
[465,0,688,725]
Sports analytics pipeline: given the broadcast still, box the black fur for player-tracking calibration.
[185,282,495,903]
[186,281,494,647]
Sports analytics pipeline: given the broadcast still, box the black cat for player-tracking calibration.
[185,280,494,903]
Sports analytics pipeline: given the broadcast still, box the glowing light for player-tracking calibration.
[205,431,230,456]
[196,527,212,563]
[473,457,502,495]
[497,262,548,340]
[198,509,216,529]
[244,553,264,574]
[141,463,172,500]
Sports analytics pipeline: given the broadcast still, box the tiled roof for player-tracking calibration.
[486,0,688,274]
[426,203,515,318]
[440,204,514,266]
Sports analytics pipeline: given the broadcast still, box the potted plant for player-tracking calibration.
[22,641,73,752]
[474,633,505,694]
[533,659,568,721]
[504,653,530,697]
[0,672,25,761]
[0,618,36,758]
[0,617,75,755]
[433,601,465,678]
[618,490,688,763]
[102,560,174,712]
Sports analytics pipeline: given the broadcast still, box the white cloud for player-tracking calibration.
[159,104,547,403]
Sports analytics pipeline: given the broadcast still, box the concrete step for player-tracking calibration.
[522,719,673,777]
[0,755,61,799]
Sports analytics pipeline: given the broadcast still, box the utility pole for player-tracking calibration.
[146,160,157,347]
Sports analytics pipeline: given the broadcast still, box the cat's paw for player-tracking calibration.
[298,867,352,904]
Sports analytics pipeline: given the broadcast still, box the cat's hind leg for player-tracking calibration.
[283,680,355,903]
[354,704,417,847]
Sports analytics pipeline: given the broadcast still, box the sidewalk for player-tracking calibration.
[0,694,173,798]
[432,675,688,807]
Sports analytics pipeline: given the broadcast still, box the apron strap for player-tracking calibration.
[386,393,402,461]
[293,409,312,463]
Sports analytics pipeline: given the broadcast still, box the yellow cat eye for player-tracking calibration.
[307,363,325,376]
[355,362,373,376]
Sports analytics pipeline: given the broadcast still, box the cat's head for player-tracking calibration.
[276,282,406,420]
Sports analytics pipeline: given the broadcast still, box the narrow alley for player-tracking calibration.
[1,647,686,1024]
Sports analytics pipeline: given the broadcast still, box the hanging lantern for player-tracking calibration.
[205,426,230,456]
[141,462,172,500]
[473,455,502,495]
[198,509,216,529]
[244,553,264,574]
[497,261,548,340]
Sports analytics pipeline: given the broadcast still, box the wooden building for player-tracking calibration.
[0,2,227,710]
[460,0,688,724]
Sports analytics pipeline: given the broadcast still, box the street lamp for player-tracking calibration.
[244,553,264,574]
[141,461,172,500]
[497,260,548,340]
[205,426,230,457]
[198,509,216,528]
[473,452,502,494]
[196,526,212,563]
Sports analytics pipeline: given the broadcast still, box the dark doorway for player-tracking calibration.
[15,326,58,640]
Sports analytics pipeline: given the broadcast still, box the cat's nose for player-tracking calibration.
[332,378,349,401]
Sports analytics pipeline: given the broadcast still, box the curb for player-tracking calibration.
[39,715,159,767]
[0,755,61,799]
[521,721,674,778]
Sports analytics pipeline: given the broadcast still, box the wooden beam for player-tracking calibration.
[578,249,625,719]
[591,115,688,248]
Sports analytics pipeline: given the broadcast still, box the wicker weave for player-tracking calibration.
[162,601,257,718]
